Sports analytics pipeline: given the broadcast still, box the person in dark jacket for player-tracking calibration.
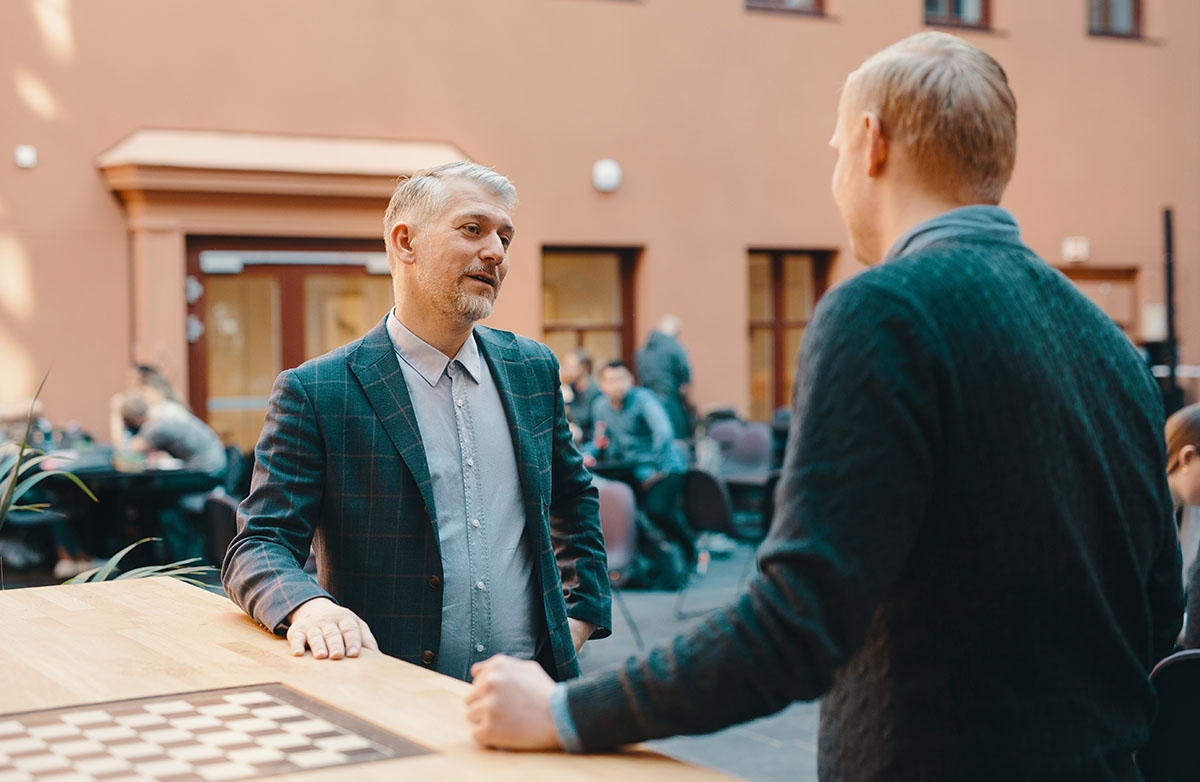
[635,315,693,440]
[559,349,602,443]
[465,32,1183,781]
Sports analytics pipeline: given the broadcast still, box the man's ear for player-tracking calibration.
[864,112,888,178]
[1182,444,1198,470]
[389,222,417,266]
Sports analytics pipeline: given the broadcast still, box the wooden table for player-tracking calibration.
[0,578,733,780]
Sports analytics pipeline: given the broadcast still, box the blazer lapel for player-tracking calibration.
[475,329,542,524]
[349,318,438,519]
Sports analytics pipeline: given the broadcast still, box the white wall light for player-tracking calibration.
[592,158,622,193]
[14,145,38,169]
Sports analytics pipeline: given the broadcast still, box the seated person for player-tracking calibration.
[586,360,694,564]
[559,349,601,443]
[116,390,226,560]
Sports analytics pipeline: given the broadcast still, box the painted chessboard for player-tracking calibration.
[0,683,430,782]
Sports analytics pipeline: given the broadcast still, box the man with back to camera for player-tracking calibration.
[635,315,693,440]
[222,162,611,682]
[465,33,1183,780]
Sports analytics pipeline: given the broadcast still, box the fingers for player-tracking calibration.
[284,601,377,660]
[359,620,379,651]
[287,625,307,657]
[306,626,330,660]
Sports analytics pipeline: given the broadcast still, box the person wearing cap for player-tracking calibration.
[465,32,1182,780]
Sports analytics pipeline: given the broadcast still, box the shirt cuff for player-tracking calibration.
[550,683,584,753]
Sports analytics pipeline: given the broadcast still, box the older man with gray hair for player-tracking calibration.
[467,33,1182,780]
[223,161,611,683]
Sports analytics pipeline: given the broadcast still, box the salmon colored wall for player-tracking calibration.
[1,0,1196,433]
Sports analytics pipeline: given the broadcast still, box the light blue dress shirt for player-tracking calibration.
[386,311,544,681]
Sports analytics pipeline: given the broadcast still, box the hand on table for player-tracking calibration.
[285,597,378,660]
[567,618,594,653]
[466,655,560,750]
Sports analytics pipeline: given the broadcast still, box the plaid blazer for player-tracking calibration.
[222,318,611,681]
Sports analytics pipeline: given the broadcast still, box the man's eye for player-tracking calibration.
[463,224,481,235]
[500,236,512,248]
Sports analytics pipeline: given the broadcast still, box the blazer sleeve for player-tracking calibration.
[544,349,613,639]
[562,280,943,748]
[221,369,335,633]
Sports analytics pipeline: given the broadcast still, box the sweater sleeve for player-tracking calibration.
[564,279,946,748]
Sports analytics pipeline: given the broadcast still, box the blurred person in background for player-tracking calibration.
[116,389,226,561]
[1165,403,1200,648]
[635,314,694,440]
[559,349,601,443]
[586,360,694,565]
[467,32,1182,780]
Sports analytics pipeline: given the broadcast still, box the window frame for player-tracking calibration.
[1088,0,1142,38]
[541,246,639,366]
[745,0,825,17]
[747,250,832,418]
[923,0,991,30]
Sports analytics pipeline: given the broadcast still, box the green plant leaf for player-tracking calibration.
[92,537,159,582]
[9,470,98,506]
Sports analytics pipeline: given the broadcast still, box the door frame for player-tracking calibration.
[185,236,386,422]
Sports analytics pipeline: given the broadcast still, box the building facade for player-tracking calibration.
[1,0,1196,448]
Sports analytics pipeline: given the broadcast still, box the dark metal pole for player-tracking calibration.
[1164,207,1181,411]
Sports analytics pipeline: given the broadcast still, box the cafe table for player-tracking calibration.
[0,578,733,781]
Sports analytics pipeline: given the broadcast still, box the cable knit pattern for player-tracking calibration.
[565,229,1183,781]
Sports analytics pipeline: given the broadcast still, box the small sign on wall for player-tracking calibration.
[1061,236,1091,263]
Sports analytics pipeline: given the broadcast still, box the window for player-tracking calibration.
[1089,0,1140,37]
[748,251,831,421]
[542,248,637,369]
[924,0,989,28]
[746,0,823,15]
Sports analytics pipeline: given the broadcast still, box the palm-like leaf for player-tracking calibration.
[64,538,217,585]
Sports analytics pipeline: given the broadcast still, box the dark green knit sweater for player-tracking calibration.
[565,227,1183,780]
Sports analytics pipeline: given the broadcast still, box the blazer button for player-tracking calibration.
[420,650,436,666]
[427,575,441,589]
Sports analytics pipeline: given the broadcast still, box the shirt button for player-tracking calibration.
[471,518,480,528]
[476,580,485,591]
[467,458,475,466]
[427,575,441,589]
[456,399,464,407]
[420,650,436,665]
[476,643,485,653]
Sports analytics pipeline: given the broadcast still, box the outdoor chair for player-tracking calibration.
[727,421,772,474]
[595,477,644,650]
[706,419,743,462]
[675,468,755,619]
[1137,649,1200,781]
[202,494,239,567]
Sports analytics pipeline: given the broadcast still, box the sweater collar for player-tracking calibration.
[884,205,1022,262]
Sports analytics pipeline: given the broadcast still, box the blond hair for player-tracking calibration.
[382,162,517,256]
[1166,403,1200,474]
[844,31,1017,204]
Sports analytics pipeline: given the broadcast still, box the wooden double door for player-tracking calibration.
[186,238,392,451]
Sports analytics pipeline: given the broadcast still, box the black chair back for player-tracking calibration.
[202,494,239,567]
[1137,649,1200,781]
[682,468,736,538]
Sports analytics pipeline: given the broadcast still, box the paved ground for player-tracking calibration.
[577,543,820,782]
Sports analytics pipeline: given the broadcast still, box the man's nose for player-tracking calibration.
[479,232,506,264]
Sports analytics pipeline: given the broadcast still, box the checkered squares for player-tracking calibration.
[0,684,428,782]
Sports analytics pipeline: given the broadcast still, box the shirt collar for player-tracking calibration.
[385,309,482,387]
[884,205,1022,262]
